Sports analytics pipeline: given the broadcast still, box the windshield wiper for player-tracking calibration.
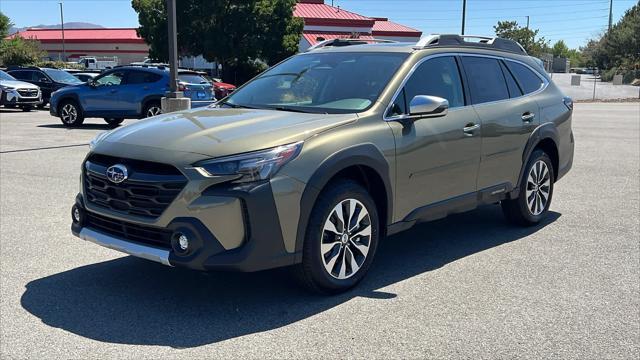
[270,106,313,114]
[220,102,258,110]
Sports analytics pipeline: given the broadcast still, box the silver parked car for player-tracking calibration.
[0,70,42,111]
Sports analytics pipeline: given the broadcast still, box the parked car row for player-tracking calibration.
[0,69,43,111]
[2,64,237,127]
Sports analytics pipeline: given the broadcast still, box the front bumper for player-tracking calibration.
[71,179,298,272]
[1,90,42,106]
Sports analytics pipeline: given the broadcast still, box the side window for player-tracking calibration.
[505,61,544,94]
[126,71,161,85]
[95,71,125,86]
[33,71,47,82]
[500,61,523,98]
[404,56,465,109]
[460,56,509,104]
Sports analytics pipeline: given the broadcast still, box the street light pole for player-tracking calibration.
[461,0,467,35]
[166,0,180,97]
[161,0,190,113]
[526,15,530,29]
[59,2,66,61]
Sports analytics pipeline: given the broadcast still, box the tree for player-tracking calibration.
[552,40,569,57]
[494,20,549,57]
[0,11,12,39]
[131,0,303,83]
[0,35,46,66]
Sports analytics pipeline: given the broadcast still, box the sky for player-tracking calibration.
[1,0,637,49]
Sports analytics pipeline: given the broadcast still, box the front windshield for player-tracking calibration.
[0,70,16,81]
[224,52,408,114]
[42,68,82,84]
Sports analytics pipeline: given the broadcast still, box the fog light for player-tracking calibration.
[71,205,83,224]
[178,234,189,251]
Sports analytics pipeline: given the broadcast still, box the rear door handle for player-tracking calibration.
[522,112,535,122]
[463,123,480,136]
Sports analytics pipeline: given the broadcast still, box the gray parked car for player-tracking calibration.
[71,35,574,294]
[0,70,42,111]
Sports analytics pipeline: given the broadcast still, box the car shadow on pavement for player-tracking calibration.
[37,124,120,130]
[21,205,560,348]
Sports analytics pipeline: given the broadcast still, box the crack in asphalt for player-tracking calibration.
[0,143,89,154]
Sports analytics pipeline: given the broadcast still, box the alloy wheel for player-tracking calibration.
[320,198,372,280]
[526,160,551,216]
[146,106,162,117]
[61,104,77,124]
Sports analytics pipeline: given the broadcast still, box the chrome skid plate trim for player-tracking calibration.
[78,227,172,266]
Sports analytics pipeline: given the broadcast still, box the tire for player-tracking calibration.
[502,149,555,226]
[104,118,124,128]
[294,180,380,294]
[37,103,47,109]
[4,104,16,108]
[21,106,33,112]
[143,101,162,118]
[58,100,85,127]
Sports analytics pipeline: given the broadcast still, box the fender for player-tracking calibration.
[293,144,393,258]
[512,122,559,198]
[56,93,83,111]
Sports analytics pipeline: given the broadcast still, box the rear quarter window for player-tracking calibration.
[505,61,544,94]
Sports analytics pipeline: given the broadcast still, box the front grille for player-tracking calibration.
[85,211,173,249]
[84,154,187,219]
[17,89,38,98]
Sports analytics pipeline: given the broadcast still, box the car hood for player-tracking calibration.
[0,80,39,89]
[99,107,356,158]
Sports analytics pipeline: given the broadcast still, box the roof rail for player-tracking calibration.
[414,34,527,55]
[306,38,397,52]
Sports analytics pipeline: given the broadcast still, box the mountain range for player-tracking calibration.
[9,22,104,34]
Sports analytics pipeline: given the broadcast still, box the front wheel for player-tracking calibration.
[294,180,379,294]
[21,106,33,112]
[502,149,555,226]
[59,100,85,127]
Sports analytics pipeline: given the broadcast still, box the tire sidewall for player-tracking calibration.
[304,181,380,293]
[518,150,555,223]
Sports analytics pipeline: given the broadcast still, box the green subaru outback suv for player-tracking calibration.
[71,35,574,294]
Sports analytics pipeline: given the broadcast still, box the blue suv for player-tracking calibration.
[50,66,215,127]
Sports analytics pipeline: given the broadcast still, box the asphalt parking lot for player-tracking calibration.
[0,103,638,359]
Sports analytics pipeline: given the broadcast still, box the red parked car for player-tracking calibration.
[212,78,236,100]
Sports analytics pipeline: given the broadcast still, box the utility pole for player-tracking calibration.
[461,0,467,35]
[608,0,613,31]
[526,16,530,29]
[59,2,66,61]
[161,0,190,113]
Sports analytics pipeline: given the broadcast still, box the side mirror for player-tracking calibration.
[408,95,449,118]
[39,77,50,83]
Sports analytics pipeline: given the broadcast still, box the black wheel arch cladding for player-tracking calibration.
[294,144,393,260]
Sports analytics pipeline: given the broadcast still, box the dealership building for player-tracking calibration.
[7,28,149,65]
[7,0,421,66]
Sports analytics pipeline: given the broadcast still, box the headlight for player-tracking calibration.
[89,130,112,150]
[193,141,303,182]
[0,85,15,91]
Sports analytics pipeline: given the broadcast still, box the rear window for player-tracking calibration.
[178,74,209,84]
[500,61,523,98]
[505,61,543,94]
[461,57,509,104]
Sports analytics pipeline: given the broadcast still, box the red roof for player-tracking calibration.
[294,2,374,27]
[8,28,145,44]
[372,18,422,37]
[302,32,375,46]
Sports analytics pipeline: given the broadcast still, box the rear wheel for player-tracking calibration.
[502,149,554,226]
[104,118,124,128]
[59,100,85,127]
[294,180,379,294]
[143,101,162,118]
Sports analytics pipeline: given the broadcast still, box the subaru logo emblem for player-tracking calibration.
[106,164,128,184]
